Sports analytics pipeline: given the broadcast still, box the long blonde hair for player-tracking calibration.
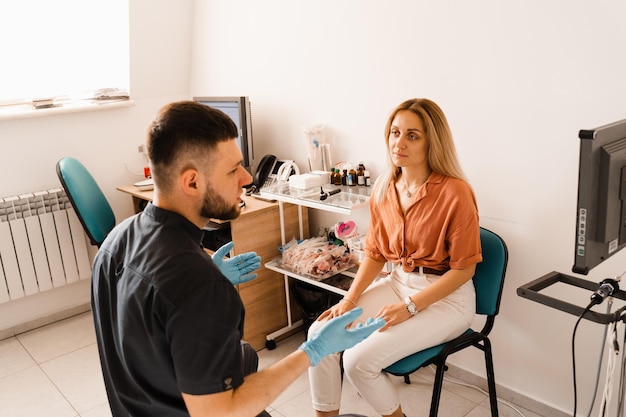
[374,98,467,202]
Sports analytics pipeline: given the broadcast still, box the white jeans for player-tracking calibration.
[307,268,475,415]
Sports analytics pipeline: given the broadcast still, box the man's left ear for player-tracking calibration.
[181,169,201,195]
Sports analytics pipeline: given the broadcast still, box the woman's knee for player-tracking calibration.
[342,348,378,380]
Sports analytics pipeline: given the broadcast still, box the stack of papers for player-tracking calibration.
[133,178,154,191]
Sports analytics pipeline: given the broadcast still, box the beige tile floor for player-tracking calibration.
[0,312,540,417]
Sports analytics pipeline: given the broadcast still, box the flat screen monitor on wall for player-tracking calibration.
[193,96,254,174]
[574,117,626,275]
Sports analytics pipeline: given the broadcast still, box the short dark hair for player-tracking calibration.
[146,101,239,190]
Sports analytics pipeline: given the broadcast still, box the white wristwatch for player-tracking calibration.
[404,296,418,316]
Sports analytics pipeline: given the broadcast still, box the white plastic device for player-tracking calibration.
[276,160,300,183]
[133,178,154,191]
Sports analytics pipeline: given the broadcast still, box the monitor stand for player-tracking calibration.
[518,272,626,417]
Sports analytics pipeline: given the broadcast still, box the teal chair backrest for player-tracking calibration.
[56,157,116,247]
[474,228,508,316]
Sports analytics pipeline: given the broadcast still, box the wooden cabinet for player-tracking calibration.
[117,186,308,350]
[230,198,308,349]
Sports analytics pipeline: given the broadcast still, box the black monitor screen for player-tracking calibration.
[574,118,626,274]
[193,96,254,173]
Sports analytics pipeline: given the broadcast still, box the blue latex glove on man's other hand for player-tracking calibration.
[299,307,386,366]
[212,241,262,285]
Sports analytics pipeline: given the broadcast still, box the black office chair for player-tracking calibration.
[383,227,508,417]
[56,157,116,247]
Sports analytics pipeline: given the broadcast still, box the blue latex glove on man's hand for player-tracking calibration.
[299,307,386,366]
[212,241,262,285]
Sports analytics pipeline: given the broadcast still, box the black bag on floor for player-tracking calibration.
[290,281,342,332]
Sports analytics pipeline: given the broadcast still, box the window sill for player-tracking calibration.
[0,98,135,121]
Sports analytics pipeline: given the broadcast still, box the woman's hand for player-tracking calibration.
[317,299,356,322]
[375,302,412,331]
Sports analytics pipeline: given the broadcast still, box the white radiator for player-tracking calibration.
[0,188,91,304]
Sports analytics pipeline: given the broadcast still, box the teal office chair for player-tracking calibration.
[384,227,508,417]
[56,157,116,247]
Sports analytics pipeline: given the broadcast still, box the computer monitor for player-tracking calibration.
[574,117,626,275]
[193,96,254,174]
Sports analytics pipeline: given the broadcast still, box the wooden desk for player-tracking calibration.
[117,185,309,350]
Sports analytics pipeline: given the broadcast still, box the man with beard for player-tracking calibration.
[91,101,384,417]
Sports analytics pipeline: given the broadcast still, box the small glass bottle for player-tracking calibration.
[333,168,342,185]
[347,164,357,186]
[326,168,334,184]
[357,162,365,186]
[341,168,348,186]
[364,170,371,187]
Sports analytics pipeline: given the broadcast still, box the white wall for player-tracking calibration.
[0,0,194,331]
[191,0,626,414]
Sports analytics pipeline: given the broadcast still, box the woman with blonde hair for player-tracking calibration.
[307,98,482,417]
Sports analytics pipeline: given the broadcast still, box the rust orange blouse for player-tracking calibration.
[364,173,482,272]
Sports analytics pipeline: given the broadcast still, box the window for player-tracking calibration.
[0,0,129,109]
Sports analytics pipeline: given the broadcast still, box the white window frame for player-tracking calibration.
[0,0,131,120]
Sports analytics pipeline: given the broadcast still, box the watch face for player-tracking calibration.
[405,297,417,315]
